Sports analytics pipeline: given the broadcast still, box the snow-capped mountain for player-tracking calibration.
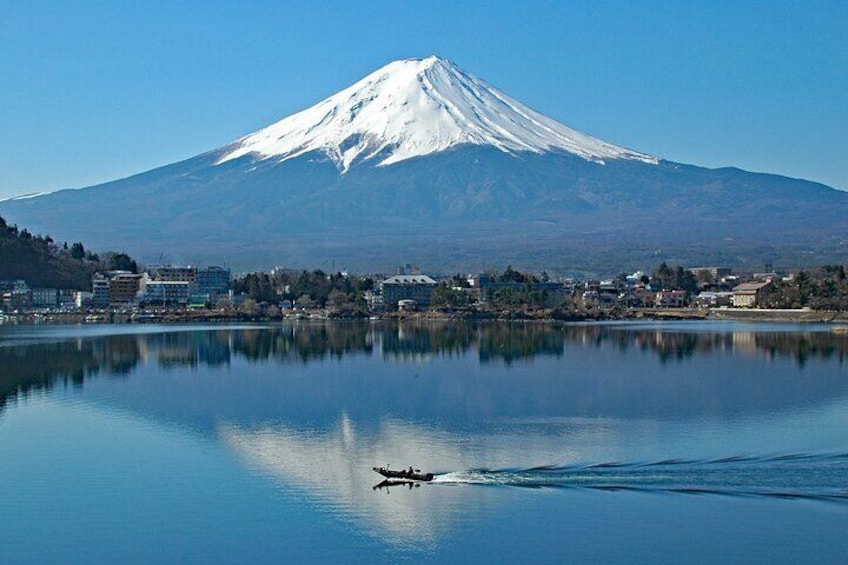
[0,56,845,272]
[218,56,657,172]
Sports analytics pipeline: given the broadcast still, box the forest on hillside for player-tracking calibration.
[0,215,136,290]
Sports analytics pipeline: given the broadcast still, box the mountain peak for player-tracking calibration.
[217,56,657,172]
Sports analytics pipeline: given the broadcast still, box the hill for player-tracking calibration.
[0,215,135,290]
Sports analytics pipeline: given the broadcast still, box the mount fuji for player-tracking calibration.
[216,56,657,171]
[1,56,845,272]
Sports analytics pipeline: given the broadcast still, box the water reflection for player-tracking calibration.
[2,321,847,414]
[2,321,847,550]
[218,414,612,544]
[219,417,475,543]
[219,417,848,545]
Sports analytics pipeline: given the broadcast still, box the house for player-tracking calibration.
[693,291,733,308]
[654,289,688,308]
[731,281,774,308]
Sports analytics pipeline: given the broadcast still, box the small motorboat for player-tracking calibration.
[372,466,434,482]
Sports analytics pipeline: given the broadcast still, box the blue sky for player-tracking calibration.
[1,0,846,201]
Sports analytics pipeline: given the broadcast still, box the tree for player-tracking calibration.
[238,298,259,316]
[105,252,138,273]
[675,266,698,293]
[652,263,674,290]
[498,266,526,283]
[70,242,85,260]
[264,304,282,319]
[431,283,470,308]
[327,288,350,310]
[651,263,697,292]
[234,272,277,303]
[795,271,811,305]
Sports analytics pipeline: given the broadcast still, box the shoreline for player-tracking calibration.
[2,307,847,326]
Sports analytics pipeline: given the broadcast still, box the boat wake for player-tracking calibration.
[430,452,848,502]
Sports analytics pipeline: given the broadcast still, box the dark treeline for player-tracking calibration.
[232,269,375,314]
[0,214,138,289]
[765,265,848,310]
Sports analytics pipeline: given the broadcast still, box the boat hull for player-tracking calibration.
[372,466,434,482]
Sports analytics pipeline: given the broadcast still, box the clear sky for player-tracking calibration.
[1,0,846,201]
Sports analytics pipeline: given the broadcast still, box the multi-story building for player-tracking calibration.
[31,288,59,308]
[91,271,142,307]
[154,266,198,286]
[380,274,438,309]
[92,276,111,307]
[197,266,231,295]
[0,280,31,310]
[109,273,142,305]
[731,281,773,308]
[687,267,733,281]
[142,280,191,306]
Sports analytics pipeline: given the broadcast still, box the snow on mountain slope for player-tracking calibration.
[217,56,657,172]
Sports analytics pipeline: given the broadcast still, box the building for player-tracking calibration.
[688,267,733,281]
[31,288,59,308]
[693,291,733,308]
[655,289,688,308]
[92,275,111,307]
[154,266,198,286]
[0,280,31,310]
[91,271,142,307]
[141,280,191,306]
[109,273,142,305]
[731,281,774,308]
[75,291,93,309]
[197,266,231,296]
[380,274,438,309]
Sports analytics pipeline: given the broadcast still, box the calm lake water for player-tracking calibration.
[1,321,847,564]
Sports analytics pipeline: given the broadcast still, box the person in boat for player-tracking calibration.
[408,465,414,476]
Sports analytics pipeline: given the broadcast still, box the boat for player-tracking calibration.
[372,466,434,482]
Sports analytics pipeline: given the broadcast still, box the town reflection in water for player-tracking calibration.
[2,321,847,412]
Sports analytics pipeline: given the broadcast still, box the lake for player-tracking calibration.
[1,320,847,564]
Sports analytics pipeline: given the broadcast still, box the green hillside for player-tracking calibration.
[0,214,133,290]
